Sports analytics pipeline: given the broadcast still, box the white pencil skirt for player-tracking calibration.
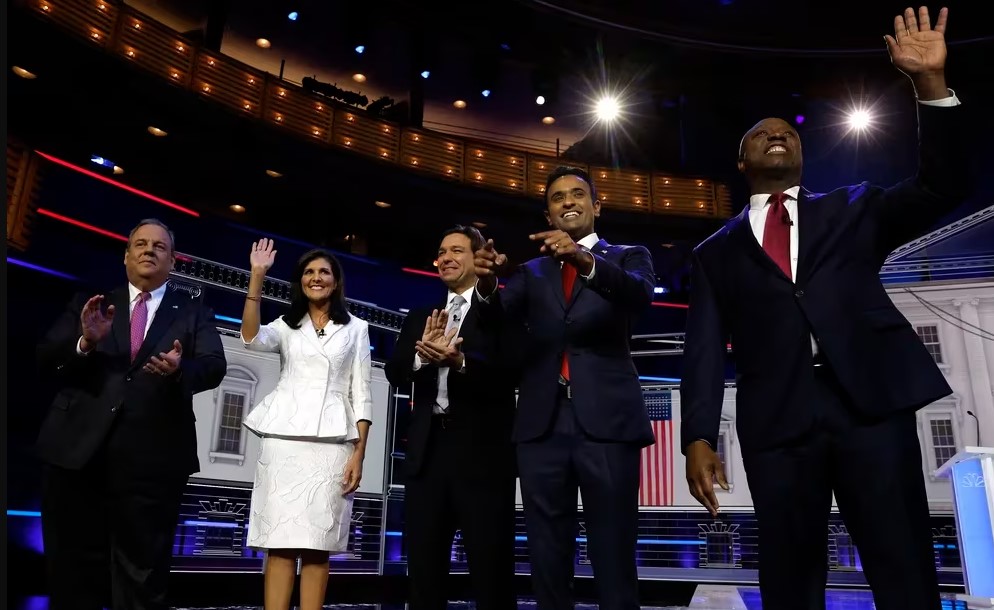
[246,436,355,553]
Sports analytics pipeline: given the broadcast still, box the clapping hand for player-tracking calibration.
[79,295,116,352]
[143,339,183,377]
[416,327,465,369]
[250,238,277,274]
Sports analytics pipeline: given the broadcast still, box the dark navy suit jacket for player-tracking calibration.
[478,239,657,446]
[680,103,969,455]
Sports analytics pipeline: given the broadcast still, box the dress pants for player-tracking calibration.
[517,394,642,610]
[743,363,941,610]
[405,415,517,610]
[42,448,188,610]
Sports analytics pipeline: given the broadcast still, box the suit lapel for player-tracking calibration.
[795,188,824,285]
[729,203,792,282]
[131,287,184,369]
[299,315,331,360]
[111,287,132,356]
[540,256,568,311]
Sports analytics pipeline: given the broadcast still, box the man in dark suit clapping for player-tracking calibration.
[474,167,656,610]
[385,225,518,610]
[681,7,968,610]
[37,218,227,610]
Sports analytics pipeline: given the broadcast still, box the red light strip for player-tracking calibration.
[37,208,127,242]
[37,208,193,262]
[651,302,689,309]
[402,267,438,278]
[34,151,200,217]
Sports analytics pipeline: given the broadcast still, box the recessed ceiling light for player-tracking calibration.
[12,66,37,79]
[374,200,391,208]
[265,169,283,178]
[256,38,271,49]
[147,126,168,137]
[661,243,674,248]
[112,166,124,175]
[230,204,246,213]
[471,221,487,229]
[352,73,367,83]
[453,100,467,109]
[542,116,555,125]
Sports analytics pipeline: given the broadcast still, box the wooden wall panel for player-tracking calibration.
[32,0,116,47]
[464,143,526,195]
[591,167,652,213]
[332,110,400,162]
[401,129,464,181]
[264,82,334,142]
[193,52,266,117]
[116,10,195,88]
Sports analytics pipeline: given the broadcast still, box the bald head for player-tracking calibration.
[737,117,802,190]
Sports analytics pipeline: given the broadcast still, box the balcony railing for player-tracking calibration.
[26,0,735,219]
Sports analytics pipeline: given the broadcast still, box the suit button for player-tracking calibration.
[125,375,132,382]
[565,316,573,325]
[795,290,805,298]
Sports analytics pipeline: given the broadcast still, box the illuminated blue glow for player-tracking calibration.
[8,510,42,517]
[384,531,703,545]
[355,45,365,54]
[481,89,491,98]
[420,70,430,79]
[951,458,994,597]
[7,257,79,281]
[288,11,298,20]
[215,314,242,324]
[639,375,680,383]
[183,520,240,528]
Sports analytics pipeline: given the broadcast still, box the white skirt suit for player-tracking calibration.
[241,315,373,553]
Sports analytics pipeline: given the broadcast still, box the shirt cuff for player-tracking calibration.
[580,255,596,280]
[412,353,424,372]
[918,89,960,107]
[76,336,92,355]
[474,284,497,303]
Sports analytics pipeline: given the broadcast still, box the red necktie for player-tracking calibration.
[762,193,792,280]
[560,264,577,381]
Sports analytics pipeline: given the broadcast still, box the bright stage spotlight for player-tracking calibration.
[848,108,872,131]
[594,96,620,122]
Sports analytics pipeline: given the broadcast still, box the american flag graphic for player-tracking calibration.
[639,390,674,506]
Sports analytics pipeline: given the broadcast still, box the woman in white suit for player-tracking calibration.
[240,239,372,610]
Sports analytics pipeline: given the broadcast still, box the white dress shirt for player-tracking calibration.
[77,282,169,355]
[413,285,474,413]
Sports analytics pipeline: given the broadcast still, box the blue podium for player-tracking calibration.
[936,447,994,609]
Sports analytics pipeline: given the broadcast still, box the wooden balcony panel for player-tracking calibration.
[465,144,526,194]
[7,142,42,251]
[33,0,116,47]
[193,53,266,117]
[400,130,464,181]
[264,82,334,142]
[333,110,400,161]
[715,184,736,217]
[591,167,652,212]
[117,10,194,86]
[527,155,574,198]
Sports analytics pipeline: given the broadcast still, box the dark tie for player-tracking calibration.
[763,193,792,279]
[560,263,577,381]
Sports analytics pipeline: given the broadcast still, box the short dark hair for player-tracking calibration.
[440,225,485,252]
[283,248,351,328]
[128,218,176,253]
[544,166,597,202]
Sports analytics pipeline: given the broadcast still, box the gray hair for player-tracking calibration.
[127,218,176,253]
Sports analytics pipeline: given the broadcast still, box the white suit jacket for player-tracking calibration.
[241,315,372,441]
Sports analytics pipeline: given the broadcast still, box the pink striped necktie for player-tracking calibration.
[130,292,150,362]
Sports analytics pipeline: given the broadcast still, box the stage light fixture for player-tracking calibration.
[595,96,620,122]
